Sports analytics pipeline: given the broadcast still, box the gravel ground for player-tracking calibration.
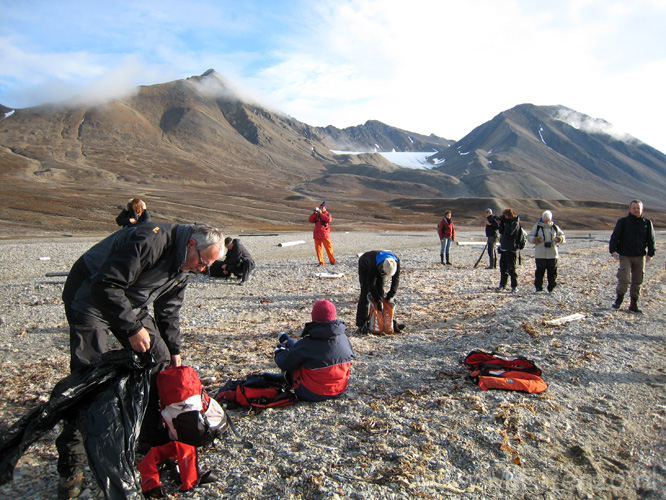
[0,228,665,499]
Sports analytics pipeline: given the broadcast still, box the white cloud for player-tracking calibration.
[1,0,665,153]
[236,0,666,153]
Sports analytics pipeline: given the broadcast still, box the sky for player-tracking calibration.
[2,0,666,153]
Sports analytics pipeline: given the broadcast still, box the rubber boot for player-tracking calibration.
[612,294,624,310]
[440,253,444,265]
[628,297,642,314]
[445,253,451,265]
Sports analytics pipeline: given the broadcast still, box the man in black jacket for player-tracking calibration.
[209,237,255,284]
[56,222,223,498]
[609,200,656,313]
[497,208,523,293]
[484,208,500,269]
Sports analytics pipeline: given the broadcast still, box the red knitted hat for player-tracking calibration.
[311,299,336,322]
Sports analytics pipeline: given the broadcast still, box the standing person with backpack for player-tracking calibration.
[484,208,500,269]
[528,210,566,293]
[437,210,455,265]
[496,208,524,293]
[609,199,656,313]
[308,201,336,266]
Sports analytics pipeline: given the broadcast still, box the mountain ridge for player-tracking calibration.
[1,70,665,235]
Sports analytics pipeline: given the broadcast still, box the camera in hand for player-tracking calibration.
[544,241,552,248]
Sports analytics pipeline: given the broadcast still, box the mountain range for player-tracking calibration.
[1,69,664,235]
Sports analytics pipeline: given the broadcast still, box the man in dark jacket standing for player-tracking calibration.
[497,208,524,293]
[56,222,223,498]
[484,208,500,269]
[355,250,400,329]
[275,300,354,401]
[210,237,255,284]
[609,200,656,313]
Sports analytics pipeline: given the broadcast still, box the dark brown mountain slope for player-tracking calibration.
[1,72,665,236]
[430,104,666,208]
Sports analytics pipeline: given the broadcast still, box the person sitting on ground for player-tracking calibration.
[116,198,151,227]
[527,210,566,293]
[209,237,255,284]
[355,250,400,331]
[274,300,354,402]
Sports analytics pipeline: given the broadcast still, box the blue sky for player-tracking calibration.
[2,0,666,153]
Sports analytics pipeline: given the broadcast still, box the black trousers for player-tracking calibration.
[210,259,255,281]
[535,258,558,292]
[487,236,498,268]
[499,250,518,288]
[56,305,170,477]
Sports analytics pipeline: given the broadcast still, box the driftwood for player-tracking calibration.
[315,272,345,279]
[544,313,585,326]
[455,241,486,247]
[277,240,306,247]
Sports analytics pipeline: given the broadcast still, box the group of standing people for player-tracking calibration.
[476,201,655,306]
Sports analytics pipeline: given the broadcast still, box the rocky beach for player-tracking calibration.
[0,228,665,499]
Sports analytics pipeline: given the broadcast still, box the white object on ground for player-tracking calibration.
[278,240,306,247]
[544,313,585,326]
[315,272,345,279]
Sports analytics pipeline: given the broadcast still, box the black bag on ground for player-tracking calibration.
[0,350,152,499]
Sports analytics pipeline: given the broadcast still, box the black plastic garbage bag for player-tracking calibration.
[0,350,152,499]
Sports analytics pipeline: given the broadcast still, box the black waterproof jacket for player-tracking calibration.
[115,209,151,227]
[223,239,254,267]
[358,250,400,302]
[63,223,192,355]
[609,213,656,257]
[485,215,500,238]
[498,216,522,252]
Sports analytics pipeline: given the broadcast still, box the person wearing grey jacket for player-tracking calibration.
[527,210,565,293]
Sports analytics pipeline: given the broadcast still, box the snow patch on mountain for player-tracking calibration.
[331,150,439,169]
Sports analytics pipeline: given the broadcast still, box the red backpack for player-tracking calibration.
[464,350,547,394]
[215,373,297,410]
[157,366,229,447]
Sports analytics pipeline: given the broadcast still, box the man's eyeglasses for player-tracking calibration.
[197,249,209,271]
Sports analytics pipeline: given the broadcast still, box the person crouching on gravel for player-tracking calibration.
[274,300,354,401]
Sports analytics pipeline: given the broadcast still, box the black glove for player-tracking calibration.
[375,299,383,312]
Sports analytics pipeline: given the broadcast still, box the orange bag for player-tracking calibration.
[368,298,395,334]
[368,298,384,334]
[382,299,395,334]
